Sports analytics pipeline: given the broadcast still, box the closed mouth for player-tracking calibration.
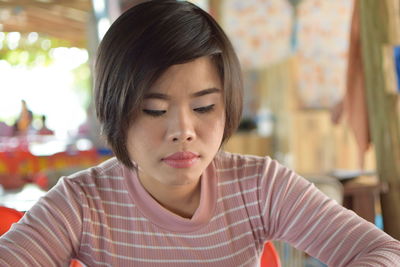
[162,151,200,168]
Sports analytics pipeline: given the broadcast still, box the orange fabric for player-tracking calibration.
[334,0,370,168]
[260,242,281,267]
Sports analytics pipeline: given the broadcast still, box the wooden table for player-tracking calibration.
[342,176,388,224]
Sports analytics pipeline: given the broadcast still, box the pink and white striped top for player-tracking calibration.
[0,151,399,266]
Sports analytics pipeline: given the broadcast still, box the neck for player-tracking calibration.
[137,173,201,219]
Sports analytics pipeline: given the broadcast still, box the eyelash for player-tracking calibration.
[142,110,166,117]
[142,104,215,117]
[194,104,215,113]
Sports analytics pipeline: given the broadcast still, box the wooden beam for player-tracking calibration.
[0,1,90,47]
[26,6,86,29]
[360,0,400,239]
[0,0,91,11]
[1,14,86,47]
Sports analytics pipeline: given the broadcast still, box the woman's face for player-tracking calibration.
[127,56,225,187]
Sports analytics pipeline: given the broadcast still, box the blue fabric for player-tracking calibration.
[393,46,400,93]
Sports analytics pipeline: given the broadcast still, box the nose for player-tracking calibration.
[166,109,196,143]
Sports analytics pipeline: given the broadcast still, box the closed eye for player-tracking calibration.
[194,104,215,113]
[142,109,166,117]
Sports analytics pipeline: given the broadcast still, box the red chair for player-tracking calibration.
[0,206,24,236]
[260,242,281,267]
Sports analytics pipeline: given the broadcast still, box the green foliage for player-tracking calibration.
[72,63,92,109]
[0,32,71,67]
[0,32,91,122]
[287,0,303,8]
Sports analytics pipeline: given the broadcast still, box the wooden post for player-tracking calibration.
[359,0,400,239]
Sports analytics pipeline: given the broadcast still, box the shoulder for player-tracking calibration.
[214,151,296,186]
[214,150,274,174]
[61,157,123,189]
[214,151,270,186]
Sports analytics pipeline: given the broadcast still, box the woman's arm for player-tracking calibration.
[259,158,400,266]
[0,177,83,266]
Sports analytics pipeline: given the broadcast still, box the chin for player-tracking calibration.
[162,172,200,186]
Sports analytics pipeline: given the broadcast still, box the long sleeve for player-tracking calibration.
[259,158,400,266]
[0,177,83,266]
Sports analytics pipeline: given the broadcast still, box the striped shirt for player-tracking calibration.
[0,151,399,266]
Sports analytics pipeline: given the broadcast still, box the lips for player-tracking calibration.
[162,151,200,168]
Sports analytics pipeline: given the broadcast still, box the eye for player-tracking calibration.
[194,104,215,114]
[142,109,166,117]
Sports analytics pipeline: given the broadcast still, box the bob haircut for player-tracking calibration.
[95,0,243,168]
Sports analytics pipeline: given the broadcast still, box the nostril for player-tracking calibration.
[170,135,194,142]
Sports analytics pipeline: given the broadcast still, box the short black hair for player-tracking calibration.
[95,0,243,168]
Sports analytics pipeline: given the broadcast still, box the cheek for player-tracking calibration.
[127,123,159,153]
[203,114,225,142]
[217,109,226,133]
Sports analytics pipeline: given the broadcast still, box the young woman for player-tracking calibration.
[1,1,399,266]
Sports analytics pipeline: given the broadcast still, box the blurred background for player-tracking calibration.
[0,0,399,266]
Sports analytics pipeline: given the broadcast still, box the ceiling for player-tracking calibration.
[0,0,92,48]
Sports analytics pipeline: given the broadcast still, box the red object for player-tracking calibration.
[260,242,281,267]
[70,259,84,267]
[33,173,49,190]
[0,206,24,236]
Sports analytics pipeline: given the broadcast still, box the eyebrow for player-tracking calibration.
[144,87,221,100]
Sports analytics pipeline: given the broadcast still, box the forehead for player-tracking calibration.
[148,56,222,95]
